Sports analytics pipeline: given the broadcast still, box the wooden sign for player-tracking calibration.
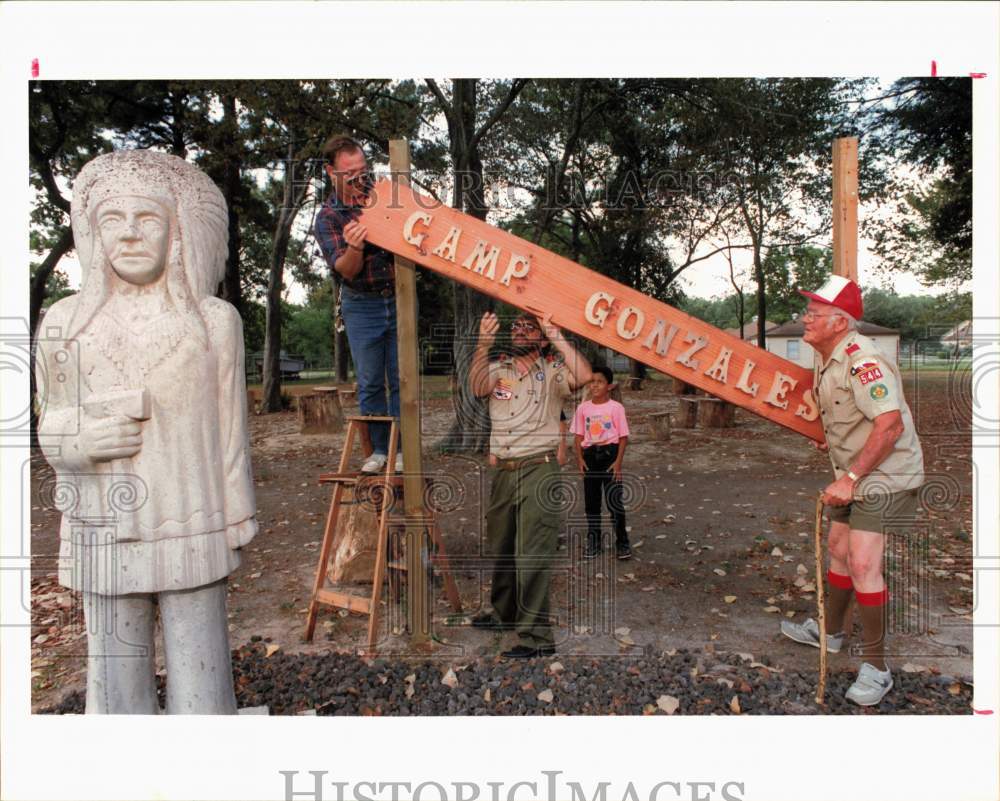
[359,179,824,441]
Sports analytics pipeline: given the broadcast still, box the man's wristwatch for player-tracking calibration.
[846,469,860,482]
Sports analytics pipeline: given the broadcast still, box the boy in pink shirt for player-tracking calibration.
[571,366,632,560]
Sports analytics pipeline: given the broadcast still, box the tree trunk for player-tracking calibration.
[753,243,767,349]
[262,144,307,414]
[217,93,242,312]
[335,329,350,383]
[261,218,289,413]
[442,79,492,453]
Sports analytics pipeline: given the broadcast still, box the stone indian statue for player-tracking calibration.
[35,150,257,713]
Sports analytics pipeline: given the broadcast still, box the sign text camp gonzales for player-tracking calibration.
[359,179,823,441]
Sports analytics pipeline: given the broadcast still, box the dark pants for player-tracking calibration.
[485,459,559,648]
[583,444,628,548]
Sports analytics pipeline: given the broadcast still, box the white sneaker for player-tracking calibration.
[845,662,893,706]
[394,453,404,473]
[780,617,844,653]
[360,453,388,474]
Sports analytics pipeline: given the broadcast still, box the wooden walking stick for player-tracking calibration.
[814,492,828,705]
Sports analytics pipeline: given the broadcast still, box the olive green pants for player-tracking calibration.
[485,459,560,648]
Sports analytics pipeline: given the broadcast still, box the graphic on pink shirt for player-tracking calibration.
[571,399,630,447]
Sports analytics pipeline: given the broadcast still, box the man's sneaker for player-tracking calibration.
[582,541,602,560]
[394,453,404,473]
[616,542,633,560]
[780,617,843,653]
[845,662,893,706]
[360,453,388,474]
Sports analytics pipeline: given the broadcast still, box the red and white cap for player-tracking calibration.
[798,275,863,320]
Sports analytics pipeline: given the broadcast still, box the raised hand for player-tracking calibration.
[478,312,500,348]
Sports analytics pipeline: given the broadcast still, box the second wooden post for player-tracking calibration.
[389,139,431,644]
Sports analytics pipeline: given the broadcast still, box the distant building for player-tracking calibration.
[763,319,900,368]
[940,320,972,350]
[723,317,780,346]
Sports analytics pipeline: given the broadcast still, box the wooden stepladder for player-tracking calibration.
[303,415,462,654]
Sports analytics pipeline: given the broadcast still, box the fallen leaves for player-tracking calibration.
[265,643,281,657]
[729,696,742,714]
[763,606,781,613]
[441,668,459,689]
[723,596,737,604]
[537,689,554,704]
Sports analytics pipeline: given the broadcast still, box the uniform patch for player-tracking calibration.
[850,360,879,376]
[869,382,889,401]
[858,367,883,385]
[845,343,860,356]
[492,379,513,401]
[535,371,545,381]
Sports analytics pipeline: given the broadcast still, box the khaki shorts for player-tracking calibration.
[827,487,921,533]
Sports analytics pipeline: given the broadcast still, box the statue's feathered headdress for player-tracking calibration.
[67,150,229,344]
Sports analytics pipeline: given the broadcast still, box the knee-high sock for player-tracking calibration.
[825,570,854,635]
[856,588,889,671]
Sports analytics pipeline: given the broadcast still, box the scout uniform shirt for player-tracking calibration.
[814,330,924,495]
[488,350,572,459]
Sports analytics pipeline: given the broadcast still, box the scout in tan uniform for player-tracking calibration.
[781,276,925,706]
[469,311,592,659]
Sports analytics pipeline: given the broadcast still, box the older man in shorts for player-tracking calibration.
[781,276,925,706]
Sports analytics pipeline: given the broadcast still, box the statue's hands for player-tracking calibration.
[81,414,143,463]
[478,312,500,349]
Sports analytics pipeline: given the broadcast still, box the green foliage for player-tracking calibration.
[865,78,972,285]
[762,245,833,322]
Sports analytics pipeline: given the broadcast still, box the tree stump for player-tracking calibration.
[298,387,345,434]
[649,410,672,441]
[697,398,736,428]
[247,388,260,415]
[327,481,388,584]
[673,377,699,396]
[679,397,699,428]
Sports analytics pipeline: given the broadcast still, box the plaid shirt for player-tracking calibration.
[314,191,395,294]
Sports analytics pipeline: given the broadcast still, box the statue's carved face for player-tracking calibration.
[96,195,171,286]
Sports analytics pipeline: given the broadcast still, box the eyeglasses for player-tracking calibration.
[346,170,374,189]
[802,309,841,321]
[511,321,540,333]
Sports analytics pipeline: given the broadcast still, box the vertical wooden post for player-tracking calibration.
[832,137,859,282]
[831,136,859,642]
[388,139,430,644]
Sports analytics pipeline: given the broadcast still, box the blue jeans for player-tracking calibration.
[340,285,400,455]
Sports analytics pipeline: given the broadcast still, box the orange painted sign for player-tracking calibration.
[360,179,823,441]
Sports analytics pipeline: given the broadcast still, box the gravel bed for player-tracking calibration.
[41,642,972,716]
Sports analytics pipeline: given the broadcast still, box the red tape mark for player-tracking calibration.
[970,72,987,79]
[931,60,937,77]
[972,709,994,715]
[31,58,39,78]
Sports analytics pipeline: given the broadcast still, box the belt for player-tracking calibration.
[494,451,557,471]
[346,285,394,298]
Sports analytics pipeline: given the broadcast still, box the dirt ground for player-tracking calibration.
[29,371,974,711]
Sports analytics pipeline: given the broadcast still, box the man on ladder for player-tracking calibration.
[315,134,402,474]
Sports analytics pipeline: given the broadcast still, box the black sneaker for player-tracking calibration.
[616,542,632,560]
[582,541,602,560]
[501,644,556,660]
